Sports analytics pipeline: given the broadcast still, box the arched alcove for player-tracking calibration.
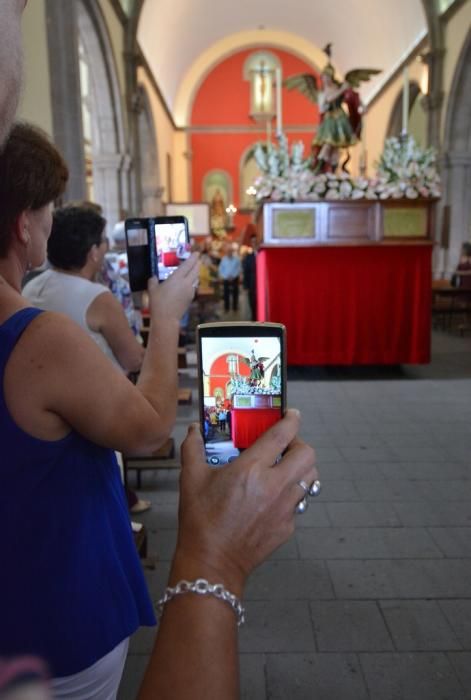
[441,28,471,276]
[76,0,128,233]
[386,81,422,139]
[136,85,163,216]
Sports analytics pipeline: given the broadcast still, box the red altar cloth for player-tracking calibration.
[231,408,281,449]
[256,244,432,365]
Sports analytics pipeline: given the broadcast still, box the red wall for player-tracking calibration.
[190,47,320,236]
[208,353,250,397]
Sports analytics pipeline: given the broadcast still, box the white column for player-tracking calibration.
[402,67,409,135]
[275,68,282,135]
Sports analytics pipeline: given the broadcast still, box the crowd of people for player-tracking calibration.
[0,2,319,699]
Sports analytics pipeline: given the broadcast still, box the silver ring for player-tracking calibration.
[295,497,308,515]
[297,480,309,495]
[309,480,322,497]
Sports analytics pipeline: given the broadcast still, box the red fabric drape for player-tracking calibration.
[231,408,281,449]
[256,245,432,365]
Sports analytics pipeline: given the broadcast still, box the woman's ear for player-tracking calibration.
[14,211,31,245]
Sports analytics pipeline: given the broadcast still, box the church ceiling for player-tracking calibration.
[137,0,427,119]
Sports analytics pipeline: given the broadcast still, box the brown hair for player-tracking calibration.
[0,122,69,257]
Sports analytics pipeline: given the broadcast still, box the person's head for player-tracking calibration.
[249,234,258,251]
[47,206,108,273]
[0,121,68,266]
[0,0,28,146]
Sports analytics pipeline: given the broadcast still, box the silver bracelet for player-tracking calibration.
[155,578,245,627]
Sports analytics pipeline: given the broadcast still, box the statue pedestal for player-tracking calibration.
[255,200,436,365]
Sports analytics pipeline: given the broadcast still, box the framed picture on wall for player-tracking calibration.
[165,202,210,237]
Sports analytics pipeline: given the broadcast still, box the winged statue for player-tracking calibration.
[240,350,269,386]
[284,44,381,173]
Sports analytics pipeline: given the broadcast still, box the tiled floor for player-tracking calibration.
[119,327,471,699]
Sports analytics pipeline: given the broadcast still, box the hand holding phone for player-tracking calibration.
[148,252,200,322]
[196,322,286,466]
[176,409,317,587]
[125,215,191,291]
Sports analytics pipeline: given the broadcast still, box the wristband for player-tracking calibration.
[156,578,245,626]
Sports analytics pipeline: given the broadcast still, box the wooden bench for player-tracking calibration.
[133,526,148,558]
[178,387,192,405]
[123,437,178,488]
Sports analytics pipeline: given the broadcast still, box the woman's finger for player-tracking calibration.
[235,408,301,470]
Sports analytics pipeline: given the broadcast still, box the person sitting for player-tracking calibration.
[23,206,144,374]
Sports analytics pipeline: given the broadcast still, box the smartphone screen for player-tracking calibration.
[197,323,286,467]
[125,219,152,292]
[154,216,191,281]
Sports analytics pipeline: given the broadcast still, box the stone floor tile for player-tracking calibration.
[447,653,471,699]
[294,502,331,527]
[393,501,471,527]
[297,527,441,559]
[328,559,471,599]
[389,446,450,461]
[359,652,466,700]
[428,527,471,557]
[310,601,393,651]
[340,446,398,462]
[238,601,315,653]
[380,600,462,651]
[239,653,267,700]
[439,601,471,648]
[314,480,360,501]
[147,528,178,561]
[326,501,402,528]
[117,654,148,700]
[416,480,471,501]
[245,560,335,600]
[354,479,423,501]
[265,653,369,700]
[128,625,157,655]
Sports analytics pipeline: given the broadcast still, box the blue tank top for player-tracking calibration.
[0,308,156,677]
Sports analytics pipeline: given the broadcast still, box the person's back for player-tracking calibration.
[24,268,120,367]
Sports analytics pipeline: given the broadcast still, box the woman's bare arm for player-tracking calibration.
[138,412,318,699]
[5,254,199,454]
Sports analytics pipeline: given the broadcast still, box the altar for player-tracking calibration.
[255,201,434,365]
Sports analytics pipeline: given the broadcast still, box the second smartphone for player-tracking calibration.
[196,322,286,466]
[125,215,191,291]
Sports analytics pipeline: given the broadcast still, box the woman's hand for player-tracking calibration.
[173,409,318,595]
[148,252,200,323]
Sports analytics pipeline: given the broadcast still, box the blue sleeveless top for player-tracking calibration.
[0,308,156,677]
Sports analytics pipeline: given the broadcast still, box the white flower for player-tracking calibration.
[326,189,340,199]
[351,188,365,199]
[405,187,419,199]
[353,177,369,190]
[314,181,327,194]
[365,189,378,199]
[339,181,353,197]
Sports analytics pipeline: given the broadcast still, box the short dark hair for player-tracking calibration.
[0,122,68,257]
[47,206,107,270]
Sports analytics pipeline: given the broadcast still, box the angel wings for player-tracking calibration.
[283,68,381,105]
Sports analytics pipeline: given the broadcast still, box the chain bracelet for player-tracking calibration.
[155,578,245,626]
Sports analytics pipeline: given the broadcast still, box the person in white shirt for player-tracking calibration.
[218,244,241,312]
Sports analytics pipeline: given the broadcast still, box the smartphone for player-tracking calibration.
[154,215,191,281]
[196,322,286,466]
[125,215,191,291]
[125,217,157,292]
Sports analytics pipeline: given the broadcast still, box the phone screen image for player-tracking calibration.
[199,330,284,466]
[154,220,191,281]
[125,219,152,292]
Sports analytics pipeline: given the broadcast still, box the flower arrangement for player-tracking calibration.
[252,133,440,202]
